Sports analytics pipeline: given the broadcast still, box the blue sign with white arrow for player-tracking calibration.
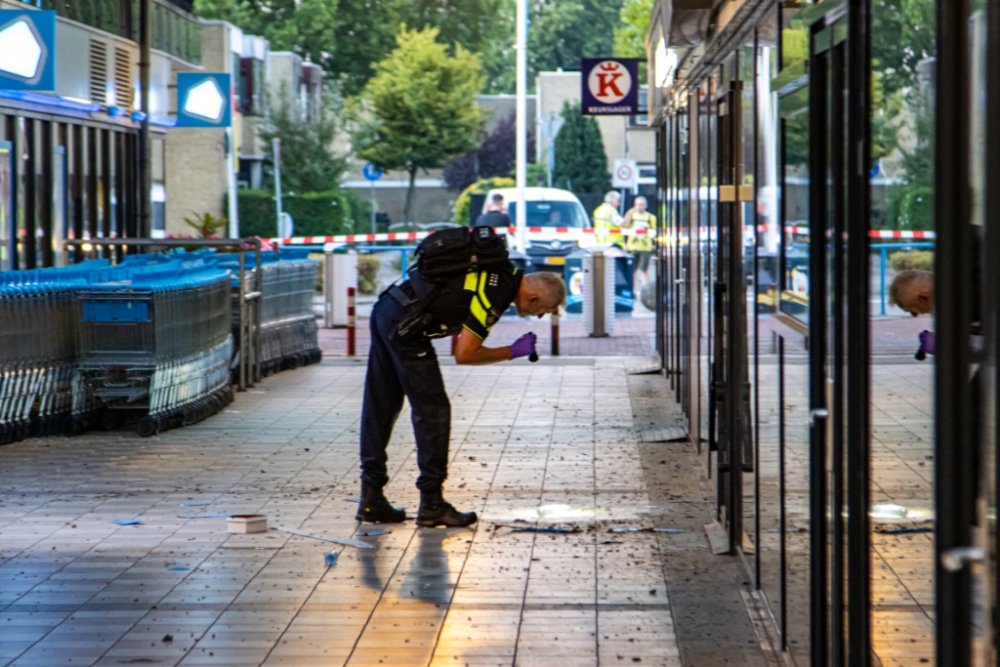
[362,162,383,182]
[0,11,55,91]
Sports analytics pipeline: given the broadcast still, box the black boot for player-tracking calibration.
[416,488,477,528]
[356,483,406,523]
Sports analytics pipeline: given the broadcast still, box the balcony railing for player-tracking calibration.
[40,0,201,65]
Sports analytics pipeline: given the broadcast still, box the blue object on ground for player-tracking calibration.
[360,531,389,537]
[115,520,142,526]
[325,552,339,567]
[167,567,189,571]
[178,502,210,507]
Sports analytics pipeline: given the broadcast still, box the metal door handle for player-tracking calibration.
[941,546,984,572]
[809,408,829,426]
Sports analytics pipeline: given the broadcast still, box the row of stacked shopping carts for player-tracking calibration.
[220,251,323,376]
[0,249,321,444]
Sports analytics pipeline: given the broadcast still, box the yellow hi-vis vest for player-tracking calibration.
[592,203,621,246]
[626,212,655,252]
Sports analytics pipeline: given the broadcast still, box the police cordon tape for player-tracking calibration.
[265,226,935,247]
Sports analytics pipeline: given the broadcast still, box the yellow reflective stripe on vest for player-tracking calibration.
[465,270,492,332]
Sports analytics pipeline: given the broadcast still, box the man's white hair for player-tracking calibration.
[604,191,621,204]
[523,271,567,307]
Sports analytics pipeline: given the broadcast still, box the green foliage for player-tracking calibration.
[613,0,653,58]
[871,0,936,98]
[183,212,227,238]
[331,0,505,96]
[357,255,381,294]
[238,189,365,238]
[259,83,348,195]
[484,0,625,94]
[452,176,515,225]
[552,101,610,195]
[352,25,485,223]
[194,0,339,73]
[889,249,934,272]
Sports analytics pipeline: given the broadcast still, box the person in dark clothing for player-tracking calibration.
[476,193,511,229]
[357,261,565,528]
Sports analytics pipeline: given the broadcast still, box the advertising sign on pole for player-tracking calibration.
[581,58,641,116]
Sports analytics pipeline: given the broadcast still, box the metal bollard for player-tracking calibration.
[347,287,356,357]
[551,313,560,356]
[591,251,608,338]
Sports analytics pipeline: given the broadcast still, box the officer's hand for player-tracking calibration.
[918,330,935,356]
[509,332,537,360]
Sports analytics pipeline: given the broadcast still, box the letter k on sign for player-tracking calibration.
[587,60,632,105]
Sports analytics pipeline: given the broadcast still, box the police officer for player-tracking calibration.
[593,191,625,246]
[357,254,566,527]
[624,196,656,289]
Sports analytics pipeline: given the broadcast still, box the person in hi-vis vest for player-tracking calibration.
[592,191,624,246]
[624,196,656,289]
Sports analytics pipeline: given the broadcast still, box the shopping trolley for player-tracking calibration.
[219,252,322,376]
[0,260,110,444]
[73,257,235,437]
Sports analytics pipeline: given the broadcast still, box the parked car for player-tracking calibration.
[481,187,590,272]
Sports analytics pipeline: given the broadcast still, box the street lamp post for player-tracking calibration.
[138,0,151,240]
[515,0,527,254]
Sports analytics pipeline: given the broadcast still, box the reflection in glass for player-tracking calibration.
[869,0,936,663]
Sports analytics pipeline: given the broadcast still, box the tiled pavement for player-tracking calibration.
[0,357,680,667]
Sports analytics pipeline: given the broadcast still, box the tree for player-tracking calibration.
[484,0,625,94]
[443,113,536,192]
[352,25,486,223]
[259,84,348,194]
[614,0,653,59]
[552,101,610,194]
[328,0,400,96]
[194,0,339,73]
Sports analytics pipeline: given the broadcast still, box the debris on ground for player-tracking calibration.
[276,526,376,549]
[325,551,339,567]
[766,527,808,533]
[115,520,142,526]
[496,525,583,534]
[177,502,210,507]
[610,527,685,534]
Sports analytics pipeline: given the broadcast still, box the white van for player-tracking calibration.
[480,187,590,267]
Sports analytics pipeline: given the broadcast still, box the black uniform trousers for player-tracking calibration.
[360,294,451,492]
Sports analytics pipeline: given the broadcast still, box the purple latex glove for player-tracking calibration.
[509,332,537,359]
[919,330,935,356]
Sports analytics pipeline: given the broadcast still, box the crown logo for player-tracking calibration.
[599,62,620,72]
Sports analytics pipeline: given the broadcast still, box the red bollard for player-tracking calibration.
[347,287,356,357]
[551,313,560,356]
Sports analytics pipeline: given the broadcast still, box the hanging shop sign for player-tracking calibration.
[176,73,232,128]
[581,58,640,115]
[0,11,55,91]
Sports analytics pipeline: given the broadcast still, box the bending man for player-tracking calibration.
[358,254,565,528]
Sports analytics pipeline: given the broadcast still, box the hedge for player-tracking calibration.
[238,189,366,238]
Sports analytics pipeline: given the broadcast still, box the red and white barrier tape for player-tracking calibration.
[266,225,934,246]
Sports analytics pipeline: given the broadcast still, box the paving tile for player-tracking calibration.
[0,355,682,667]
